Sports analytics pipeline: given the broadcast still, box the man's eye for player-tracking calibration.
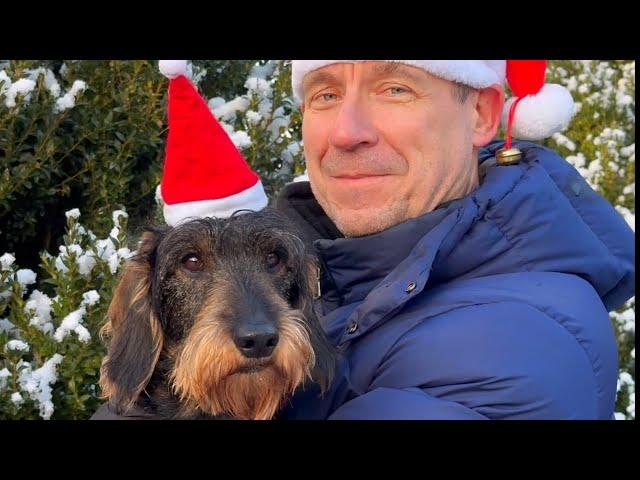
[320,93,338,101]
[386,86,410,95]
[310,91,339,106]
[182,254,203,272]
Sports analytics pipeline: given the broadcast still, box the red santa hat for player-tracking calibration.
[157,60,268,227]
[291,60,574,146]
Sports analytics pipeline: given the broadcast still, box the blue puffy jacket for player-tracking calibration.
[276,140,635,420]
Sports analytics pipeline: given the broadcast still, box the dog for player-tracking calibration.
[98,208,336,419]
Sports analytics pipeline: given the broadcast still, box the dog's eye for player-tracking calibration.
[266,252,282,273]
[182,254,203,272]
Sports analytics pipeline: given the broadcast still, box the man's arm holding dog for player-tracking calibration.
[328,302,603,420]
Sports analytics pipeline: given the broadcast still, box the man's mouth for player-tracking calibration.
[332,174,391,180]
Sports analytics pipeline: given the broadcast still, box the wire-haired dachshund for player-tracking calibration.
[99,208,336,419]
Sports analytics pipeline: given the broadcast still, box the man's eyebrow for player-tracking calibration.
[302,70,341,95]
[372,62,401,76]
[301,62,427,97]
[370,62,426,84]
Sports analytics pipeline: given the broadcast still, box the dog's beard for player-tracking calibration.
[170,310,315,420]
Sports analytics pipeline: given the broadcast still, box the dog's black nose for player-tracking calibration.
[233,322,279,358]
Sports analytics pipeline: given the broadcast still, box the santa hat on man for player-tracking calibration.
[291,60,574,158]
[157,60,268,227]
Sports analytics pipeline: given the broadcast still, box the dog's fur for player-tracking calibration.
[99,208,336,419]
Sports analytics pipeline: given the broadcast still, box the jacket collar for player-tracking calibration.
[312,199,455,306]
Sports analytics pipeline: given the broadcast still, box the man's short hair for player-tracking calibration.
[452,82,474,104]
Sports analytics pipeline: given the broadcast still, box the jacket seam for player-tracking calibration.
[527,303,604,415]
[376,300,601,416]
[480,161,536,271]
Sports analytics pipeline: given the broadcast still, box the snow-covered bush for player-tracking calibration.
[0,60,305,270]
[0,209,130,419]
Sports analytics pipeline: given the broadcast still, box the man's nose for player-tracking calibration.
[329,99,378,151]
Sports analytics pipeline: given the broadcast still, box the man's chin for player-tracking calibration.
[310,182,408,237]
[331,205,406,238]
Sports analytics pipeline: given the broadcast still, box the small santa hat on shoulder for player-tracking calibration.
[157,60,268,227]
[501,60,574,149]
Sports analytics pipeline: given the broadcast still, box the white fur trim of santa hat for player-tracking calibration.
[501,83,575,141]
[159,60,188,79]
[160,178,268,227]
[291,60,507,101]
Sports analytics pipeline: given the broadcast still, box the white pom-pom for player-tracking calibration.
[159,60,188,79]
[501,83,575,141]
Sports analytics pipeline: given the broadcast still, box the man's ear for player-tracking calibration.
[472,84,505,148]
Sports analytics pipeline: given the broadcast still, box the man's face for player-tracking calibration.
[300,61,501,237]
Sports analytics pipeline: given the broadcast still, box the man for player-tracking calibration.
[274,60,635,419]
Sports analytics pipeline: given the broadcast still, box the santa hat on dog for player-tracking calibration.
[291,60,574,151]
[157,60,268,227]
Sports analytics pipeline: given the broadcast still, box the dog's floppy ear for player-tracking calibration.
[295,255,336,394]
[99,229,164,414]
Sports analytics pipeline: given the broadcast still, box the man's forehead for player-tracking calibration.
[301,61,429,90]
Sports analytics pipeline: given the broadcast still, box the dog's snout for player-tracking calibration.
[233,322,279,358]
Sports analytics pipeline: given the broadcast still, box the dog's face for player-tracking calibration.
[99,208,335,419]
